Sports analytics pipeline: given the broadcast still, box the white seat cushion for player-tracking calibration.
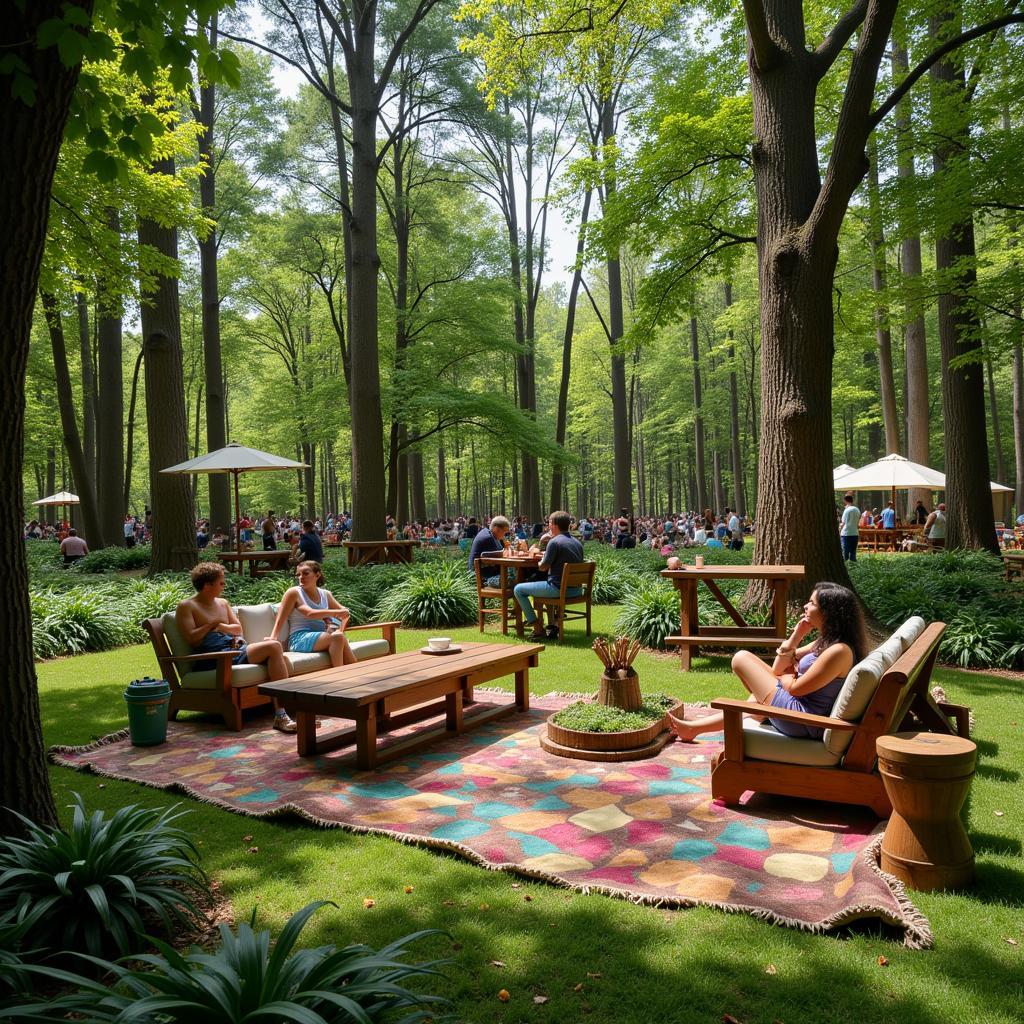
[741,718,842,767]
[823,616,926,756]
[237,604,279,645]
[351,638,392,661]
[284,651,332,674]
[183,662,269,691]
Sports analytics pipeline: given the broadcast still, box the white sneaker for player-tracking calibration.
[273,713,297,733]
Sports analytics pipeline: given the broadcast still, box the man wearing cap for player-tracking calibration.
[924,503,947,548]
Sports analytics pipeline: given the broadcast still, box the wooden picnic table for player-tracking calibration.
[858,526,925,552]
[660,564,805,670]
[218,549,292,577]
[477,552,545,635]
[259,641,543,768]
[343,539,420,566]
[1003,551,1024,581]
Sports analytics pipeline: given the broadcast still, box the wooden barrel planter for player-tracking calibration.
[598,669,642,710]
[540,700,683,763]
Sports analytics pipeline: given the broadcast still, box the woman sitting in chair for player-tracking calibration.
[269,560,356,668]
[673,582,866,741]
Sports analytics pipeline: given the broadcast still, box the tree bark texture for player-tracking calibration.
[138,155,198,572]
[0,0,91,831]
[930,8,997,552]
[96,208,125,545]
[76,289,97,489]
[689,313,708,512]
[725,283,747,515]
[197,15,231,532]
[437,446,447,518]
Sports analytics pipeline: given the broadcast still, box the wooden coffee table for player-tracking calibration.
[258,641,543,769]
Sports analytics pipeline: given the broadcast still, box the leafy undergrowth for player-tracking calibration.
[550,693,677,732]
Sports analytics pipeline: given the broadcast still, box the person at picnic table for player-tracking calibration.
[924,502,947,548]
[270,560,355,669]
[297,519,324,563]
[59,528,89,564]
[176,562,296,732]
[467,514,516,586]
[840,491,860,561]
[880,501,897,529]
[514,510,584,640]
[913,500,928,526]
[261,510,277,551]
[672,582,865,742]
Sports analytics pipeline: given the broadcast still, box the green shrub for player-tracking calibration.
[72,545,151,573]
[940,612,1010,669]
[376,559,477,628]
[8,902,451,1024]
[0,795,206,960]
[614,578,680,649]
[29,589,129,658]
[551,696,676,733]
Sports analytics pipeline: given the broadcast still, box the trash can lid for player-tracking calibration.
[125,677,170,695]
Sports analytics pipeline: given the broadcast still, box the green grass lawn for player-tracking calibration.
[38,606,1023,1024]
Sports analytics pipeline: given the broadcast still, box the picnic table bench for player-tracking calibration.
[218,549,291,577]
[259,641,543,768]
[1004,552,1024,581]
[343,539,420,566]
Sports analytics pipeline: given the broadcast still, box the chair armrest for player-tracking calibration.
[163,651,236,694]
[347,619,401,654]
[165,651,238,663]
[710,698,857,731]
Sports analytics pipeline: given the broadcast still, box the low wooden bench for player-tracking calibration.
[1003,552,1024,581]
[259,641,543,768]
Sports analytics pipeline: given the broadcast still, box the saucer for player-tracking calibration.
[420,645,463,656]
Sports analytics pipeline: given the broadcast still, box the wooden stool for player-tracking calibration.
[876,732,977,891]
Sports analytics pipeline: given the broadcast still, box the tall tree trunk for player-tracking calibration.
[713,447,726,517]
[690,313,708,512]
[75,290,97,490]
[725,283,746,515]
[892,32,930,509]
[0,0,88,832]
[138,154,198,572]
[397,425,409,527]
[97,209,125,545]
[985,348,1006,483]
[409,447,426,523]
[930,7,997,552]
[124,347,143,512]
[866,135,901,455]
[45,448,57,525]
[437,446,447,518]
[603,96,632,514]
[196,14,231,531]
[347,28,387,541]
[1014,331,1024,515]
[550,188,592,509]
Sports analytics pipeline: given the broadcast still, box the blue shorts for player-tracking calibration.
[193,631,248,672]
[289,628,326,653]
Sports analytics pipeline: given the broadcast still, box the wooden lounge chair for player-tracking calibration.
[531,561,596,641]
[708,619,969,816]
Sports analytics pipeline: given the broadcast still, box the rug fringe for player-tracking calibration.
[863,833,934,950]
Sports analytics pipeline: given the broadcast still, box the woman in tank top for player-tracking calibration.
[269,560,355,667]
[672,582,866,741]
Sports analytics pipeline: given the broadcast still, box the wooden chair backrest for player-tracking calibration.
[473,557,496,593]
[841,621,946,771]
[560,560,596,597]
[142,617,184,690]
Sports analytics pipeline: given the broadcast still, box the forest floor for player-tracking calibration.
[40,606,1022,1024]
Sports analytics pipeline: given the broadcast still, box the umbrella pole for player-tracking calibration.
[234,470,242,560]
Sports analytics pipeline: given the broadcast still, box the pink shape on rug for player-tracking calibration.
[842,832,872,849]
[420,779,463,793]
[493,757,520,768]
[626,820,665,844]
[484,846,510,862]
[603,781,646,796]
[781,885,824,902]
[585,867,638,886]
[629,763,671,779]
[533,823,612,862]
[715,845,768,871]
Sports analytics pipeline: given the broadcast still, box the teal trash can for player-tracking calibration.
[124,677,171,746]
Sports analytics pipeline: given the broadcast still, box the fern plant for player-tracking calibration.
[614,578,680,649]
[0,795,206,959]
[376,559,477,627]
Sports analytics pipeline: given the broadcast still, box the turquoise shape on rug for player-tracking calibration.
[208,745,246,759]
[431,820,491,841]
[649,780,704,796]
[671,839,717,861]
[475,801,526,819]
[718,823,771,850]
[237,788,279,803]
[348,781,420,800]
[831,852,856,874]
[532,795,571,811]
[509,831,561,858]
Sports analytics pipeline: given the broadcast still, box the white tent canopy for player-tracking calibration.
[833,464,855,481]
[32,491,80,506]
[162,442,307,475]
[833,454,946,491]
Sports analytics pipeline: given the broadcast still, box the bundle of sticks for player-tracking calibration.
[592,635,642,673]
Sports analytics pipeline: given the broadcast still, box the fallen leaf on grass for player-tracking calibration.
[511,883,521,889]
[877,956,889,967]
[97,784,105,789]
[443,899,455,906]
[523,894,533,902]
[489,960,506,968]
[404,885,415,893]
[1005,937,1018,946]
[573,983,584,993]
[533,996,549,1005]
[586,972,601,979]
[722,1014,743,1024]
[451,942,463,951]
[764,964,777,975]
[242,834,253,842]
[479,903,490,911]
[247,846,259,854]
[994,810,1005,817]
[363,898,376,909]
[497,989,510,1003]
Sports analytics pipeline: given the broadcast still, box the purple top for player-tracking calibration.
[768,650,845,739]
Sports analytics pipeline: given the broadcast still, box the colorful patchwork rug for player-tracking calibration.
[51,694,930,947]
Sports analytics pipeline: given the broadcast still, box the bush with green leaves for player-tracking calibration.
[71,544,151,573]
[29,588,131,659]
[376,558,477,628]
[614,578,680,649]
[6,901,450,1024]
[0,795,206,960]
[551,694,678,733]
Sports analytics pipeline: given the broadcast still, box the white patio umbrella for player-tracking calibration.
[32,491,80,528]
[161,442,308,556]
[833,464,855,481]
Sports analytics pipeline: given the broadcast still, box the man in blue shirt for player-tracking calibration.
[880,501,897,530]
[514,510,584,640]
[297,520,324,562]
[468,515,510,586]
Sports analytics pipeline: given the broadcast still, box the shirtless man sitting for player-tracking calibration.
[175,562,297,732]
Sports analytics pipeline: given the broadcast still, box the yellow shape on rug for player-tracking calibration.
[763,853,830,882]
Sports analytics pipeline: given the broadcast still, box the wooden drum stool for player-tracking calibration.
[876,732,977,891]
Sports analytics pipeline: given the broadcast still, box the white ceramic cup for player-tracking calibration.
[427,637,451,651]
[695,555,705,568]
